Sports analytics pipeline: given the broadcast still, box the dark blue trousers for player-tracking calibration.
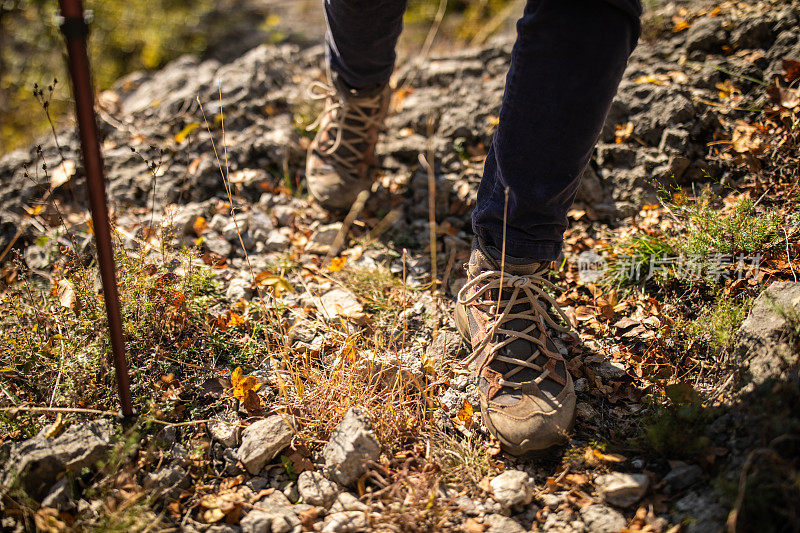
[325,0,641,261]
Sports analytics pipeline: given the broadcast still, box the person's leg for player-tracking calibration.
[324,0,408,92]
[472,0,642,261]
[307,0,407,210]
[457,0,641,455]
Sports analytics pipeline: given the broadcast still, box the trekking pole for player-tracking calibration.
[57,0,134,419]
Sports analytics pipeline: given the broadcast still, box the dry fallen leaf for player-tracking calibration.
[672,18,690,32]
[255,272,294,295]
[199,491,242,524]
[155,272,180,288]
[421,352,437,377]
[56,278,78,311]
[174,122,199,144]
[589,448,627,463]
[485,435,502,457]
[230,366,262,411]
[226,312,245,329]
[328,256,347,272]
[457,399,474,422]
[42,413,64,439]
[202,252,227,268]
[731,121,765,153]
[464,518,487,533]
[50,160,76,189]
[634,74,667,86]
[454,399,475,431]
[34,508,67,532]
[783,58,800,83]
[193,216,209,236]
[615,122,634,143]
[298,507,320,529]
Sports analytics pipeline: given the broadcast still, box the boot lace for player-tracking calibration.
[457,269,574,389]
[307,81,385,176]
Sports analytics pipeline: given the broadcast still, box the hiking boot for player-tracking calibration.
[455,245,576,454]
[305,75,391,211]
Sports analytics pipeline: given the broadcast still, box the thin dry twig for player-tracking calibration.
[0,406,117,416]
[783,225,797,282]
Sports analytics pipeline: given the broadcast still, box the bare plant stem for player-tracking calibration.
[424,114,438,293]
[491,187,510,339]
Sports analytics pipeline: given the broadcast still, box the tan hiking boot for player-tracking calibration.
[305,76,390,211]
[455,245,576,454]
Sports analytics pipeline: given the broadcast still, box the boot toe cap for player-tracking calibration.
[483,390,576,454]
[306,152,371,210]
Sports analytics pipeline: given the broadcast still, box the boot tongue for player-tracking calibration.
[332,72,386,99]
[468,243,544,276]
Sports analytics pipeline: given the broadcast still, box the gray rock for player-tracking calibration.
[222,215,249,242]
[24,243,51,271]
[329,492,368,513]
[673,490,726,533]
[264,229,291,252]
[320,511,368,533]
[597,361,627,380]
[208,411,241,447]
[540,492,564,508]
[143,463,186,490]
[574,377,588,393]
[240,509,301,533]
[248,210,274,234]
[226,277,252,302]
[297,470,340,508]
[204,231,233,257]
[209,214,230,233]
[734,281,800,385]
[222,448,242,476]
[256,490,295,511]
[272,205,295,227]
[453,494,478,515]
[596,143,637,168]
[169,443,188,463]
[316,288,363,321]
[731,19,773,49]
[489,470,532,508]
[166,202,206,236]
[425,330,465,360]
[659,127,690,155]
[282,481,300,503]
[204,525,242,533]
[595,472,649,508]
[685,17,726,53]
[143,464,188,498]
[663,464,703,492]
[237,416,294,475]
[181,519,242,533]
[321,407,380,486]
[482,514,527,533]
[439,389,469,416]
[306,222,342,255]
[154,426,178,448]
[580,504,627,533]
[40,476,73,510]
[575,401,599,421]
[1,419,112,499]
[450,374,470,391]
[246,476,268,492]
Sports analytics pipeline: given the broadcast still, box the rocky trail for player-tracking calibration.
[2,1,800,531]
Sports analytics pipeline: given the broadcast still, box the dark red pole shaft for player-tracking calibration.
[58,0,134,417]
